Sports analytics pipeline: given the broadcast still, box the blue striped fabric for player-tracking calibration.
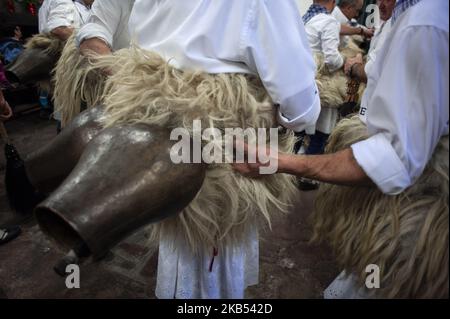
[302,4,329,25]
[391,0,422,24]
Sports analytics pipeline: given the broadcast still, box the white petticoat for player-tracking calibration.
[155,223,259,299]
[324,271,372,299]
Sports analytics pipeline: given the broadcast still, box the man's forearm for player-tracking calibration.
[80,37,112,56]
[279,148,373,187]
[51,26,74,41]
[340,24,362,36]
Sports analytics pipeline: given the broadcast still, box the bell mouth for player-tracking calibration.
[5,71,21,86]
[35,207,90,254]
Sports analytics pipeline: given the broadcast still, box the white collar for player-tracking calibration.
[333,6,350,23]
[74,0,89,8]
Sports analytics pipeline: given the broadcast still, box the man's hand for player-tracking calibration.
[232,141,283,178]
[362,27,375,39]
[233,141,372,187]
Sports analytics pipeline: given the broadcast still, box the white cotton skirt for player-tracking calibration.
[324,271,372,299]
[155,224,259,299]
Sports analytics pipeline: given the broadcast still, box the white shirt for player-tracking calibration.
[77,0,134,51]
[352,0,449,195]
[331,6,366,48]
[73,0,91,26]
[364,19,392,76]
[304,13,342,135]
[128,0,320,133]
[39,0,91,34]
[305,13,344,73]
[331,6,349,25]
[331,6,350,48]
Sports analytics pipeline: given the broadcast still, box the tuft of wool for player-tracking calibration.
[81,46,299,253]
[53,34,106,127]
[312,116,449,299]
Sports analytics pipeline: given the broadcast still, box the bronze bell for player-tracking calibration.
[35,123,206,258]
[5,47,59,85]
[25,105,106,194]
[5,106,105,214]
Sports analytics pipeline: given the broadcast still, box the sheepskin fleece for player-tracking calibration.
[53,34,106,126]
[312,116,449,299]
[23,33,64,93]
[314,38,366,109]
[82,46,298,253]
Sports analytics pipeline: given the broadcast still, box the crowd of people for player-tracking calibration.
[0,0,448,299]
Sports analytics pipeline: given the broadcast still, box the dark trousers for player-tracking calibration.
[294,131,330,155]
[56,121,62,135]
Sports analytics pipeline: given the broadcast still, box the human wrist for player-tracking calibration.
[277,153,291,174]
[80,37,112,56]
[278,153,302,175]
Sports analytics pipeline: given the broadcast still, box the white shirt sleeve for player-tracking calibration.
[242,0,320,132]
[321,18,344,73]
[44,0,77,33]
[76,0,124,48]
[351,26,449,195]
[365,20,392,76]
[364,44,377,77]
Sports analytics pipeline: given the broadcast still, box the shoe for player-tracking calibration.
[297,177,320,191]
[53,253,79,277]
[53,243,91,277]
[0,226,22,245]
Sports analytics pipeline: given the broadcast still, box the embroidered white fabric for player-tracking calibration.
[155,223,259,299]
[324,271,371,299]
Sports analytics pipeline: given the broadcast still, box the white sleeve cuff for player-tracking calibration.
[76,23,113,48]
[326,54,344,73]
[351,133,412,195]
[277,84,321,133]
[46,19,74,33]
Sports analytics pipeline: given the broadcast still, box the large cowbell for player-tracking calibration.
[5,46,59,85]
[26,105,105,195]
[35,123,206,258]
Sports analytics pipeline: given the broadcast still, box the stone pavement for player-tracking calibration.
[0,112,338,299]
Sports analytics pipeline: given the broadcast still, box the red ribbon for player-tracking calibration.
[208,247,219,272]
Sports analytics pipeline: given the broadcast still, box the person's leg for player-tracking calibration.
[155,224,259,299]
[293,131,306,154]
[56,121,62,135]
[324,271,373,299]
[39,90,52,120]
[305,131,330,155]
[298,131,330,191]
